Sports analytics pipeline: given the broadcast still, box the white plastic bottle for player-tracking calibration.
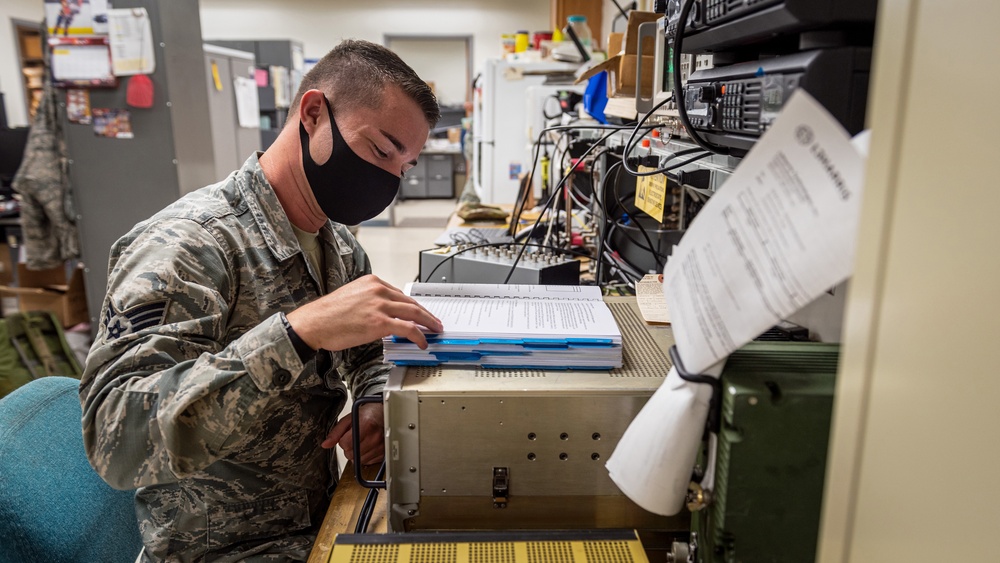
[566,15,593,52]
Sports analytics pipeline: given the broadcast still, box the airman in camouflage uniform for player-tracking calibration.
[80,40,442,562]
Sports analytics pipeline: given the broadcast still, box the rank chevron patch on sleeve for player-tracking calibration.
[103,299,170,339]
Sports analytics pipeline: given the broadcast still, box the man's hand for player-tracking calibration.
[323,402,384,465]
[286,275,443,351]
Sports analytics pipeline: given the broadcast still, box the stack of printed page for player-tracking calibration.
[383,283,623,369]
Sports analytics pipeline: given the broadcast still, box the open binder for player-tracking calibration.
[383,283,623,369]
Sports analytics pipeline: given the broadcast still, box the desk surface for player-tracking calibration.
[308,462,386,563]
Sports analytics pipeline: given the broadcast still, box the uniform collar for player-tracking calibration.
[236,152,313,262]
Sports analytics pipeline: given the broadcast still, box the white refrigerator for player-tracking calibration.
[473,58,580,204]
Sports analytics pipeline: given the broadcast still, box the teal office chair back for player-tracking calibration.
[0,376,142,563]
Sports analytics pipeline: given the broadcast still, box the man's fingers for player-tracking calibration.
[389,319,430,349]
[323,415,352,449]
[337,430,356,458]
[382,302,443,334]
[360,449,384,466]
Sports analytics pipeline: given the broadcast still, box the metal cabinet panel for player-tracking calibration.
[425,154,452,180]
[427,179,453,198]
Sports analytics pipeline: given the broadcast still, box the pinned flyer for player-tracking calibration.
[108,8,155,76]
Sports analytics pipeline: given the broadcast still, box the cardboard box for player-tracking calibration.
[0,264,88,328]
[619,11,661,56]
[0,244,13,286]
[20,35,43,60]
[577,53,656,99]
[577,11,660,99]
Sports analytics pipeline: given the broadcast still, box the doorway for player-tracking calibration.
[11,19,44,122]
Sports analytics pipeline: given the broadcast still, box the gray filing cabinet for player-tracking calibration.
[203,44,260,180]
[204,39,304,150]
[400,152,456,199]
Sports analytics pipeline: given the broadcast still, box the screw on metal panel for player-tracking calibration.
[409,466,416,473]
[527,453,536,461]
[408,423,415,429]
[748,396,759,405]
[592,433,601,440]
[407,509,415,516]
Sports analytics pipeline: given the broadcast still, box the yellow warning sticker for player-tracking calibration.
[634,166,668,223]
[211,61,223,91]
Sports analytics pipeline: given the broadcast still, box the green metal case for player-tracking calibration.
[693,342,840,563]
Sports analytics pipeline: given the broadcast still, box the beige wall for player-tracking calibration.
[818,0,1000,561]
[1,0,44,128]
[1,0,548,127]
[200,0,549,83]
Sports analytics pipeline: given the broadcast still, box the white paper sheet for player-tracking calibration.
[90,0,109,35]
[636,274,671,324]
[234,76,260,129]
[50,43,113,82]
[663,91,865,374]
[403,283,618,339]
[606,91,868,517]
[108,8,155,76]
[606,359,725,515]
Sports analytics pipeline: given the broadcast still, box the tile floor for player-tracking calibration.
[355,198,457,289]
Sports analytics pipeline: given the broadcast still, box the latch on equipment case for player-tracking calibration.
[493,467,509,508]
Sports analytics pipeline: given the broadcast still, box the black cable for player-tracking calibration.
[542,95,562,120]
[611,217,663,255]
[353,461,386,533]
[512,125,632,234]
[622,146,705,176]
[620,95,672,175]
[673,0,729,156]
[595,160,624,286]
[503,128,625,284]
[610,0,630,20]
[611,169,665,272]
[603,223,650,278]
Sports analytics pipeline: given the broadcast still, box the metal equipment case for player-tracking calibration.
[383,297,687,534]
[682,341,840,563]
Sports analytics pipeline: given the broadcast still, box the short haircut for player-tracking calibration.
[289,39,440,127]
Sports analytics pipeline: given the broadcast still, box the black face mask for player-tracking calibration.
[298,97,401,225]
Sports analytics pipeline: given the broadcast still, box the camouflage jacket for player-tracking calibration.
[12,65,80,269]
[80,154,388,562]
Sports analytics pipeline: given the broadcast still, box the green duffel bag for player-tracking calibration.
[0,311,83,399]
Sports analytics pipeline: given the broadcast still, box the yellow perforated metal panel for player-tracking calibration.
[410,543,457,563]
[468,542,516,563]
[328,536,649,563]
[346,544,399,563]
[525,542,573,563]
[582,541,636,563]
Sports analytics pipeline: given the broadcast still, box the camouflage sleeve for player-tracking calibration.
[334,224,390,399]
[80,218,308,490]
